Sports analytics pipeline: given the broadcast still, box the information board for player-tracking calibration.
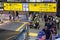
[4,3,57,12]
[4,3,23,11]
[29,3,56,12]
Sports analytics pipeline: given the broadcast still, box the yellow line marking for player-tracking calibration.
[13,20,20,22]
[6,35,16,40]
[16,22,28,31]
[29,32,38,37]
[16,22,38,37]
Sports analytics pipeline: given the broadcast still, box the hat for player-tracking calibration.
[37,31,46,38]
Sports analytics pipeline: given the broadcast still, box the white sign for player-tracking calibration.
[23,3,28,11]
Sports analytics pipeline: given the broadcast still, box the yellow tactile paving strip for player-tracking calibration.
[16,22,28,31]
[16,22,38,37]
[29,32,38,37]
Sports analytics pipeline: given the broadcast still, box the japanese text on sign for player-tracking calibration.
[29,3,56,12]
[4,3,23,11]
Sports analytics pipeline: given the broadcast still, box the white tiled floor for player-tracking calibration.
[29,20,45,40]
[0,21,10,26]
[29,36,36,40]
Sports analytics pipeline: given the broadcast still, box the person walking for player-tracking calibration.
[34,14,40,29]
[44,13,48,22]
[28,14,33,28]
[42,26,51,40]
[0,13,3,23]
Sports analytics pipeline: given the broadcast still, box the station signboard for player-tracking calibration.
[4,3,57,12]
[28,3,57,12]
[4,3,23,11]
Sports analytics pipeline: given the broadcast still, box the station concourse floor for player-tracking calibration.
[0,18,60,40]
[29,20,45,40]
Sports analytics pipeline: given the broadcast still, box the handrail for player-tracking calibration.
[16,22,28,31]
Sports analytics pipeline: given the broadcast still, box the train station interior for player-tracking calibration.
[0,0,60,40]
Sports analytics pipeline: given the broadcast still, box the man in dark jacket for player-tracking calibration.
[45,19,54,29]
[42,26,51,40]
[44,14,48,22]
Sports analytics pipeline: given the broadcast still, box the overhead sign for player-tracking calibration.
[4,3,22,11]
[29,3,56,12]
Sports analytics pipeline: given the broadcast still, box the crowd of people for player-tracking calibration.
[28,13,40,29]
[28,13,60,40]
[36,14,60,40]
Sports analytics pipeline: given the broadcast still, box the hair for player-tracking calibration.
[51,26,57,34]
